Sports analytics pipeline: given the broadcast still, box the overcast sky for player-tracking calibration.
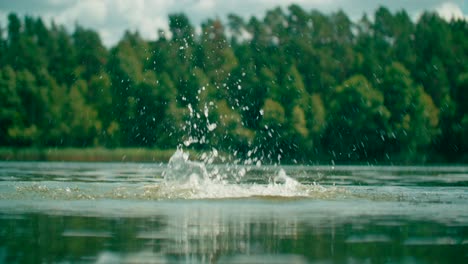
[0,0,466,47]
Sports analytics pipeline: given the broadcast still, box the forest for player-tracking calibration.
[0,5,467,164]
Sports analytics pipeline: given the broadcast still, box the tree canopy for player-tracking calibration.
[1,6,467,163]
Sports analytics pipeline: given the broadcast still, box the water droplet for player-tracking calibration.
[207,123,217,131]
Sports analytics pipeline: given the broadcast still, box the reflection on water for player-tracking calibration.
[0,162,468,263]
[1,205,467,263]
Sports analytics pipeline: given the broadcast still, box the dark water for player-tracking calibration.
[0,161,467,263]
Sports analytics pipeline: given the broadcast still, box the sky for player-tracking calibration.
[0,0,466,47]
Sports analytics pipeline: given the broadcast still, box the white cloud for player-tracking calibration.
[46,0,75,6]
[1,0,466,46]
[435,2,467,21]
[43,0,174,46]
[111,0,172,41]
[60,0,108,24]
[195,0,216,11]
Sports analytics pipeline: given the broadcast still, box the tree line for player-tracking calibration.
[0,5,467,163]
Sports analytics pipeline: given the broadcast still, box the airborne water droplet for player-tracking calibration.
[207,123,217,131]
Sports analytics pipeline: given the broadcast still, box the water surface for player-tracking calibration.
[1,161,467,263]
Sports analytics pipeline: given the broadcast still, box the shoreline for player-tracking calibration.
[0,147,466,165]
[0,148,176,163]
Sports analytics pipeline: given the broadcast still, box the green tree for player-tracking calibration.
[0,67,22,145]
[440,72,468,160]
[137,71,182,149]
[227,63,267,130]
[156,72,182,149]
[414,12,452,106]
[7,69,46,146]
[324,75,390,161]
[169,13,195,44]
[227,13,248,45]
[354,14,380,84]
[390,10,416,67]
[301,93,327,158]
[0,23,6,66]
[6,13,21,67]
[381,62,440,161]
[88,72,116,147]
[48,24,77,86]
[199,19,238,88]
[455,73,468,117]
[256,98,287,162]
[209,99,254,153]
[106,31,150,146]
[5,14,47,75]
[0,8,466,163]
[65,79,101,146]
[41,72,69,146]
[73,25,108,81]
[261,99,286,128]
[276,64,306,114]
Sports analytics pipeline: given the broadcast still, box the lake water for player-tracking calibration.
[0,158,467,263]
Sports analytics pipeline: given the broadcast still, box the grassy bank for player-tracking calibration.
[2,147,466,164]
[0,148,177,162]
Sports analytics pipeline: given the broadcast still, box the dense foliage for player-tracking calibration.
[0,5,467,163]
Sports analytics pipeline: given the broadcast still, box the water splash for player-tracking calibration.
[163,148,209,183]
[144,149,338,200]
